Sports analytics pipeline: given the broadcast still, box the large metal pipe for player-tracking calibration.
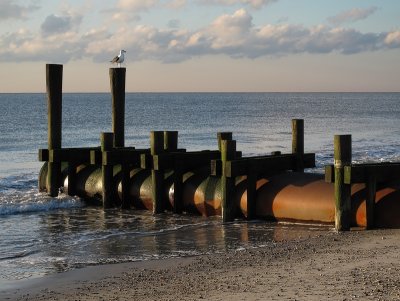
[39,163,400,228]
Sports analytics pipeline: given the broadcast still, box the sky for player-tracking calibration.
[0,0,399,92]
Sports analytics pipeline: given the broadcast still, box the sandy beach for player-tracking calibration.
[1,227,400,301]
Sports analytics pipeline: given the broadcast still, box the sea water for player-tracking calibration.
[0,93,399,285]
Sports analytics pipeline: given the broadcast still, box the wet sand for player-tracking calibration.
[2,228,400,301]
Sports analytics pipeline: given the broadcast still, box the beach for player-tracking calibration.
[2,227,400,301]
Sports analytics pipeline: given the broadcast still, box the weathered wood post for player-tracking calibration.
[101,132,114,209]
[246,164,257,220]
[151,131,165,214]
[172,159,184,214]
[366,174,376,230]
[67,161,77,196]
[221,139,236,222]
[46,64,63,197]
[164,131,182,213]
[121,165,131,209]
[217,132,232,151]
[292,119,304,172]
[109,68,126,148]
[164,131,178,152]
[334,135,352,231]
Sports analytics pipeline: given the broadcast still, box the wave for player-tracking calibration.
[0,196,84,216]
[73,221,216,245]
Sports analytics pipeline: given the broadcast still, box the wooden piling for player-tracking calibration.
[334,135,352,231]
[246,167,257,220]
[109,68,126,148]
[173,160,184,214]
[46,64,63,197]
[164,131,178,152]
[121,165,131,209]
[101,132,114,209]
[217,132,232,151]
[221,139,236,222]
[67,161,77,196]
[292,119,304,172]
[151,131,165,214]
[163,130,182,213]
[366,175,376,229]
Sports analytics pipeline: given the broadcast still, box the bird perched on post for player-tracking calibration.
[110,50,126,67]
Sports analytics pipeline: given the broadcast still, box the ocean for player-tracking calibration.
[0,92,399,286]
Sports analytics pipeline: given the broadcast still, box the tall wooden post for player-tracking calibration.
[151,131,165,214]
[101,132,114,209]
[163,131,183,213]
[246,165,257,220]
[46,64,63,197]
[217,132,232,151]
[173,160,184,214]
[366,175,376,230]
[109,68,126,148]
[67,161,77,196]
[221,140,236,222]
[121,165,131,209]
[334,135,352,231]
[164,131,178,152]
[292,119,304,172]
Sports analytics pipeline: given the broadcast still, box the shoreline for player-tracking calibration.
[2,228,400,300]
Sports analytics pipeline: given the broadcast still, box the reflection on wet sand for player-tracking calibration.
[36,207,330,276]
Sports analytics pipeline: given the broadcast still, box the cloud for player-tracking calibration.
[328,6,378,25]
[208,9,253,49]
[167,19,181,28]
[166,0,186,9]
[0,0,40,21]
[116,0,158,11]
[41,12,83,37]
[197,0,278,9]
[385,31,400,48]
[108,0,186,23]
[0,9,399,64]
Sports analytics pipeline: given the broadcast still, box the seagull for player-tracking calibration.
[110,50,126,67]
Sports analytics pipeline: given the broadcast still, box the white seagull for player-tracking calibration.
[110,50,126,67]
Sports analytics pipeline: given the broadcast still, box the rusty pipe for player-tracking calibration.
[39,163,400,228]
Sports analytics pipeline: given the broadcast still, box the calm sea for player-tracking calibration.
[0,93,399,286]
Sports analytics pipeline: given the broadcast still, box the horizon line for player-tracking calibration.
[1,91,400,94]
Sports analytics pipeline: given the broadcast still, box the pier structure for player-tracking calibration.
[39,64,400,231]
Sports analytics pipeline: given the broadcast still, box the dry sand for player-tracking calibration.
[2,228,400,301]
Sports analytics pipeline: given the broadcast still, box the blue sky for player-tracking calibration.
[0,0,399,92]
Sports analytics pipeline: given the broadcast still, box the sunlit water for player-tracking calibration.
[0,93,399,285]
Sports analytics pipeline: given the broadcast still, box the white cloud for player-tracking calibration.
[385,31,400,48]
[328,6,378,25]
[0,9,398,64]
[117,0,159,11]
[209,9,252,46]
[0,0,40,21]
[197,0,278,9]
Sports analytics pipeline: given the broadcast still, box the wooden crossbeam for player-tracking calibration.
[344,163,400,184]
[213,153,315,178]
[141,150,222,170]
[38,149,49,161]
[39,147,101,163]
[325,165,334,183]
[89,148,145,165]
[326,162,400,184]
